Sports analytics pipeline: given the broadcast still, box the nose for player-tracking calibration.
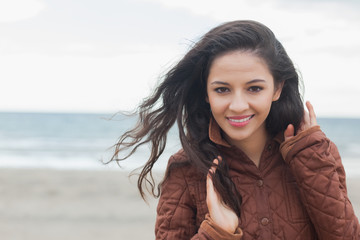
[229,92,249,112]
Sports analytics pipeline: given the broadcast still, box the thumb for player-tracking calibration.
[284,124,295,141]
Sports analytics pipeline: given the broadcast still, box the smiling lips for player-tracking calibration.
[227,115,254,127]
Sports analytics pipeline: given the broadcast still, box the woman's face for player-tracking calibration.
[206,50,282,148]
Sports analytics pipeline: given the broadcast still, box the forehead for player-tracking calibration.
[208,50,273,83]
[211,50,269,73]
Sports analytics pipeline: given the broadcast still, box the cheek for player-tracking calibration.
[207,92,216,108]
[249,94,274,112]
[208,100,219,113]
[208,95,227,112]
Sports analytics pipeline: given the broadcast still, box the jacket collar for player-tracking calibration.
[208,117,231,147]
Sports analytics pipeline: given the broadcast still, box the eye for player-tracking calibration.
[214,87,229,93]
[248,86,263,92]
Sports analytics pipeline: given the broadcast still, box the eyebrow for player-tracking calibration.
[247,79,266,84]
[210,81,230,85]
[210,79,266,85]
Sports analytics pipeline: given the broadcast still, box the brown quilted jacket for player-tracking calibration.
[155,123,360,239]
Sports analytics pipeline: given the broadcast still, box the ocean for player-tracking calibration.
[1,112,359,176]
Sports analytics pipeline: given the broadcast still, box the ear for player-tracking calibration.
[272,82,284,102]
[205,96,209,103]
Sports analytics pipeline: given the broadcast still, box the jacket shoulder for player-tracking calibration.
[165,149,204,180]
[156,149,203,239]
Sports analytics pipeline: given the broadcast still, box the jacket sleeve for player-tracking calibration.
[155,158,243,240]
[280,126,360,240]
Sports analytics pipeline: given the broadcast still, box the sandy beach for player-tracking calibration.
[1,168,359,240]
[0,168,160,240]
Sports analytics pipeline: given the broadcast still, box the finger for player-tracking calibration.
[210,158,219,174]
[303,108,310,127]
[207,158,219,195]
[206,171,215,207]
[206,158,221,209]
[206,157,221,197]
[284,124,295,141]
[306,101,317,126]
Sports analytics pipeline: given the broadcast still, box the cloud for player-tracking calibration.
[0,44,180,113]
[0,0,45,22]
[1,0,360,116]
[142,0,360,34]
[0,0,217,57]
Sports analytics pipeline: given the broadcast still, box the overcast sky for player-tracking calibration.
[0,0,359,117]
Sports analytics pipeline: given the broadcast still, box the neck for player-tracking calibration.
[239,138,267,167]
[225,126,269,167]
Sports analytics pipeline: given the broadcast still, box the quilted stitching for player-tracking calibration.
[283,130,360,239]
[155,129,360,239]
[228,152,317,240]
[156,156,198,239]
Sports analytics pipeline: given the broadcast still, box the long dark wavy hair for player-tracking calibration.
[110,20,304,217]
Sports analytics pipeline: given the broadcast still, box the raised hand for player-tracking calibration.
[284,101,318,141]
[206,158,239,234]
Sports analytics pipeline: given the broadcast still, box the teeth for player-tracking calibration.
[229,116,252,123]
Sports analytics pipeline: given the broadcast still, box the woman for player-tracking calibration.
[112,20,360,239]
